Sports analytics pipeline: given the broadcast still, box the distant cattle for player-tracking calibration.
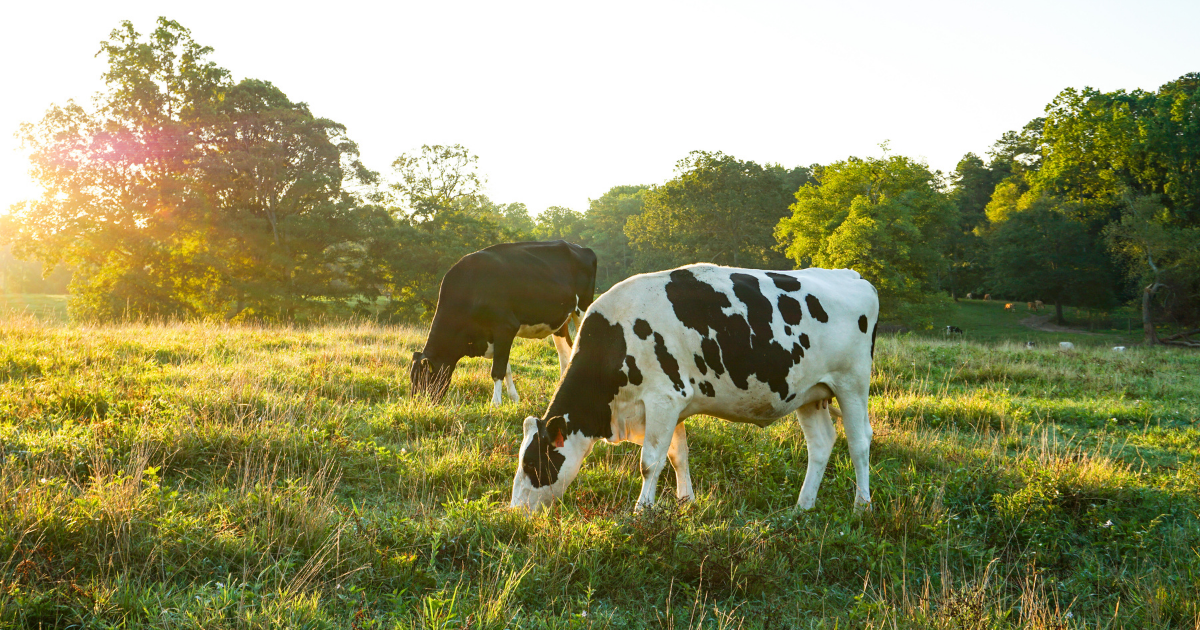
[510,264,879,513]
[1059,341,1075,351]
[965,293,975,300]
[1027,302,1035,310]
[1004,303,1014,312]
[1113,346,1127,352]
[945,325,964,336]
[984,294,992,301]
[1025,341,1036,349]
[410,241,597,406]
[1035,300,1045,310]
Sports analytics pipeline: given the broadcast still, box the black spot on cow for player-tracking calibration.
[766,272,802,292]
[625,355,643,386]
[689,377,695,384]
[859,314,868,333]
[543,313,628,441]
[665,269,794,400]
[694,354,708,375]
[522,416,567,488]
[805,295,829,323]
[790,344,804,363]
[778,294,803,326]
[700,338,723,378]
[698,380,715,397]
[799,333,810,349]
[653,332,686,392]
[633,319,652,340]
[785,393,796,402]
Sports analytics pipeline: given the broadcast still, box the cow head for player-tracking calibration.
[511,415,588,512]
[409,351,455,401]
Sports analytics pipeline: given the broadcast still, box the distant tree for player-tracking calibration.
[390,144,485,220]
[626,152,808,270]
[534,206,585,242]
[578,185,647,289]
[947,153,1005,296]
[776,154,956,322]
[987,196,1117,324]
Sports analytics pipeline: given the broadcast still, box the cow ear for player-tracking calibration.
[546,415,567,448]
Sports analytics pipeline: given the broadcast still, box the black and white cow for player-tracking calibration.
[410,241,597,406]
[511,264,879,512]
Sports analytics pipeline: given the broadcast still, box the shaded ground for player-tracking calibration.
[1020,313,1110,337]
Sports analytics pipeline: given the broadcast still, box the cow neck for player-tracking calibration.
[543,312,629,441]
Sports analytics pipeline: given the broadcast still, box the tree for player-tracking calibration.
[390,144,485,220]
[947,153,1005,296]
[1105,194,1200,343]
[626,151,808,270]
[534,206,585,242]
[383,145,512,318]
[578,185,648,289]
[3,18,377,321]
[987,196,1117,324]
[775,154,956,322]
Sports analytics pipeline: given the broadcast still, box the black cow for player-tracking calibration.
[410,241,597,406]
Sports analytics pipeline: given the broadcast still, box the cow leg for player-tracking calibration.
[504,363,519,403]
[795,399,836,510]
[635,399,680,510]
[490,331,516,408]
[835,383,873,512]
[551,322,572,374]
[667,422,694,502]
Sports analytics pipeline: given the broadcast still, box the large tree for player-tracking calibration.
[626,151,808,270]
[987,196,1117,324]
[775,154,956,322]
[2,18,375,321]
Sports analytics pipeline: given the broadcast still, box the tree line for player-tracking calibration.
[2,19,1198,343]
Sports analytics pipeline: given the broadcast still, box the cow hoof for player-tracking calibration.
[853,500,873,514]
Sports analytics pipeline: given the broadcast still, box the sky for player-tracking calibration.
[2,0,1199,215]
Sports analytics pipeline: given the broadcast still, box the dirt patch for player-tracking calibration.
[1019,314,1109,337]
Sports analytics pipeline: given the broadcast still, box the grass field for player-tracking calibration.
[927,300,1141,347]
[1,312,1198,629]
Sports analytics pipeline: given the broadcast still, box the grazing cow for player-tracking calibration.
[966,293,975,300]
[1035,300,1045,310]
[984,294,992,301]
[945,325,964,336]
[1025,341,1037,349]
[510,264,879,513]
[1113,346,1127,352]
[1059,341,1075,351]
[1027,302,1035,310]
[411,241,597,406]
[1004,303,1014,312]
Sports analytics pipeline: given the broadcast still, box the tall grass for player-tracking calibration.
[1,314,1197,628]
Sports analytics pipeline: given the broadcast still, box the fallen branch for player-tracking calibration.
[1159,328,1200,342]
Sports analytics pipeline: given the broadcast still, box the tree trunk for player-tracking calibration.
[1143,282,1165,345]
[1055,300,1065,326]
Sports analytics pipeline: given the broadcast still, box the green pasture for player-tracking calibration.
[0,294,68,322]
[0,313,1197,629]
[919,299,1142,347]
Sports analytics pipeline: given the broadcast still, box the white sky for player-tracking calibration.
[2,0,1198,216]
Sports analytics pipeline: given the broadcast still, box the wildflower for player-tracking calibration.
[1101,519,1113,528]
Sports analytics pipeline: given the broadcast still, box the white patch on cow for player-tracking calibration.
[511,413,592,512]
[1060,341,1075,351]
[484,342,494,359]
[491,380,504,407]
[516,323,555,339]
[1112,346,1126,352]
